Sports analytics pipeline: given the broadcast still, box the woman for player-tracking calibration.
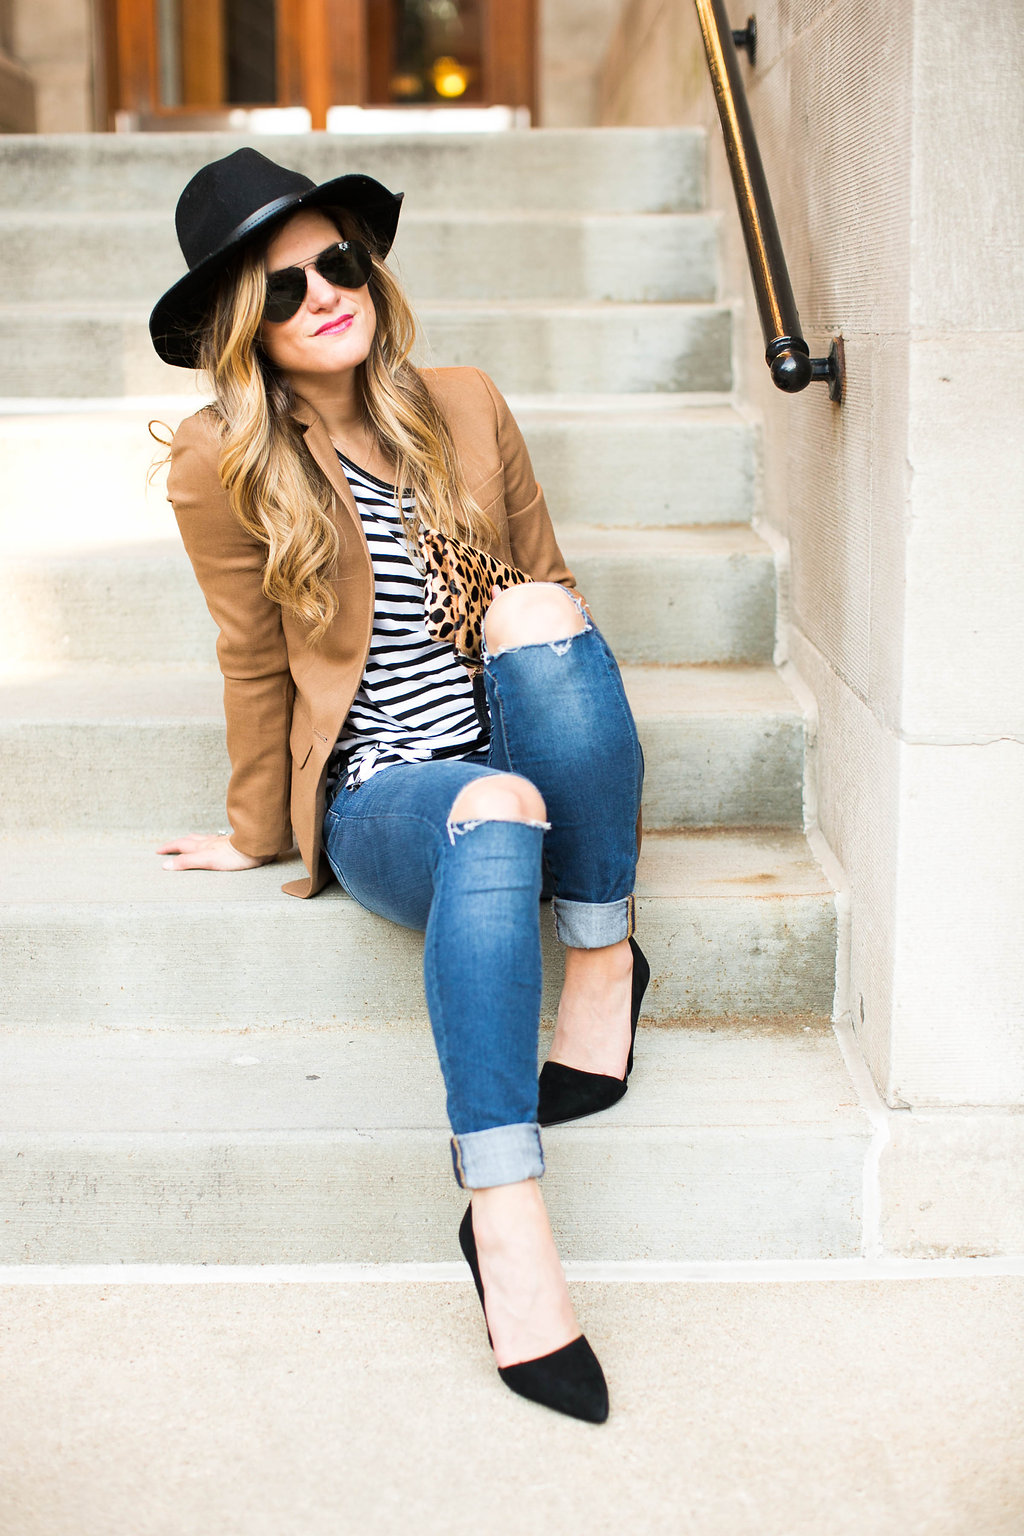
[149,148,648,1424]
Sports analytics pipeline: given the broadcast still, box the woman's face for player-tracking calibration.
[259,208,377,383]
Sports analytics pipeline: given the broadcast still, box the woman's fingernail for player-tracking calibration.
[162,859,175,869]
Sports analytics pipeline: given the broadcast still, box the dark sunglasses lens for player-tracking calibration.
[316,240,373,290]
[263,269,307,323]
[263,240,373,323]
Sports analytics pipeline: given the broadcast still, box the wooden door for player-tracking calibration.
[367,0,534,114]
[104,0,534,129]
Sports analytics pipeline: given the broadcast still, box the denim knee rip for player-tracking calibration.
[481,585,593,664]
[450,1122,545,1189]
[446,813,551,846]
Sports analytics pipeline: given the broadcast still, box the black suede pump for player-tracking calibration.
[458,1204,609,1424]
[537,935,650,1127]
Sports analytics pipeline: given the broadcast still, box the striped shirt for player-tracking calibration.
[327,453,488,794]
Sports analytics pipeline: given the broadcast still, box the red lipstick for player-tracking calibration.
[314,313,354,337]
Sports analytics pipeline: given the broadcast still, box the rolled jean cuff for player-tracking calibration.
[450,1122,545,1190]
[553,892,635,948]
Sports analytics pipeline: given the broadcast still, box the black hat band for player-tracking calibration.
[213,192,313,266]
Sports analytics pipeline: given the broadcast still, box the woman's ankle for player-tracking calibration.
[549,939,635,1074]
[470,1177,547,1238]
[467,1182,578,1366]
[564,937,633,984]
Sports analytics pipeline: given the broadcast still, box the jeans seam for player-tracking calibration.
[424,866,455,1120]
[450,1134,467,1187]
[590,632,645,797]
[482,665,513,775]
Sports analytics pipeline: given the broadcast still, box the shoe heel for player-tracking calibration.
[625,935,650,1078]
[458,1202,492,1349]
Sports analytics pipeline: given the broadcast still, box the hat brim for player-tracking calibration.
[149,171,404,370]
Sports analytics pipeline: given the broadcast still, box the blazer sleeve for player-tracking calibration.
[476,370,578,592]
[166,410,294,859]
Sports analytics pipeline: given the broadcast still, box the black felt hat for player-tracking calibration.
[149,147,404,369]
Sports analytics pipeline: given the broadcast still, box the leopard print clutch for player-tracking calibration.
[416,525,533,669]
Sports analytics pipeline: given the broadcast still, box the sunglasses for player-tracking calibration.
[263,238,373,323]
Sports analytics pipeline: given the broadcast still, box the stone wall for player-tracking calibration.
[2,0,95,131]
[539,0,623,126]
[598,0,704,127]
[598,1,1024,1122]
[0,0,35,131]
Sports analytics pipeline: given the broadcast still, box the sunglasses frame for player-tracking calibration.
[263,238,373,324]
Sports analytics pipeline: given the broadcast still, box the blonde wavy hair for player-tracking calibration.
[197,213,493,641]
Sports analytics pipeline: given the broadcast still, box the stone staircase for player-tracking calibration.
[0,128,871,1264]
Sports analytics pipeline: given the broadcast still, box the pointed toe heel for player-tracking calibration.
[538,936,650,1128]
[458,1204,609,1424]
[500,1334,608,1423]
[537,1058,628,1126]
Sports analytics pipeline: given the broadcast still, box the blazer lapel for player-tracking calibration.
[291,395,363,540]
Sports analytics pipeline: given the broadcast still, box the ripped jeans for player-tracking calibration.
[321,603,644,1190]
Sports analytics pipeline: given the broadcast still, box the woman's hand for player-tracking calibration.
[156,833,271,872]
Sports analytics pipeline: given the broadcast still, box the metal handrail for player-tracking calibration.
[693,1,843,400]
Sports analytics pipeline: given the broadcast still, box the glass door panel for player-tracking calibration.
[369,0,484,106]
[226,0,278,102]
[155,0,278,108]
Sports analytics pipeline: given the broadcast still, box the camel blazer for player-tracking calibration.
[167,366,577,898]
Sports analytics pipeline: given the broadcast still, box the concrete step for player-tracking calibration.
[423,301,732,395]
[0,400,759,546]
[0,829,836,1028]
[0,129,706,214]
[562,526,776,663]
[0,1020,867,1262]
[0,301,733,398]
[0,210,719,305]
[509,398,758,527]
[0,525,776,672]
[0,666,804,832]
[1,1279,1014,1533]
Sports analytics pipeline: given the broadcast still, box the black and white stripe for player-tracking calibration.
[327,454,487,793]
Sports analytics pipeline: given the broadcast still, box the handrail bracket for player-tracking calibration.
[766,335,845,403]
[731,16,757,63]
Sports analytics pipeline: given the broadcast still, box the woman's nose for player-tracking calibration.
[304,265,337,309]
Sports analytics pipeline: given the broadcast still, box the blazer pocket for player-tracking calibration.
[471,464,504,512]
[289,707,315,770]
[292,738,314,771]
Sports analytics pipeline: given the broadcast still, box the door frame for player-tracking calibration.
[103,0,534,130]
